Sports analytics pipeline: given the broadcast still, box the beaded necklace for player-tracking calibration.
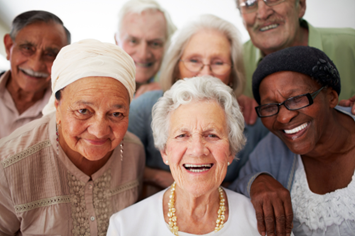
[167,182,226,235]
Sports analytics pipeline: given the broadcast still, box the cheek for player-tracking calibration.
[152,49,164,62]
[121,43,135,56]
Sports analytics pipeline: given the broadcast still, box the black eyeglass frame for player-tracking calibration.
[179,59,232,76]
[239,0,286,13]
[255,86,326,118]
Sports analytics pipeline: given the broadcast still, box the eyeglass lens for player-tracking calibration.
[181,60,231,75]
[240,0,286,13]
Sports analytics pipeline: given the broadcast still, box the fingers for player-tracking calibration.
[352,103,355,115]
[252,200,266,236]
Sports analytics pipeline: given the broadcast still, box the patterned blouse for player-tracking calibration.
[0,113,145,236]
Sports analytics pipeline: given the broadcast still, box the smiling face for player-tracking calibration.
[55,77,130,162]
[178,29,232,85]
[118,10,167,84]
[259,71,336,155]
[241,0,306,55]
[161,100,233,197]
[4,21,67,93]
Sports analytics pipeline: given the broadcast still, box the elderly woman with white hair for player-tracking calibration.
[0,39,145,235]
[108,76,260,235]
[128,14,269,195]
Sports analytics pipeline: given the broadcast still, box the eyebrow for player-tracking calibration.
[74,100,127,109]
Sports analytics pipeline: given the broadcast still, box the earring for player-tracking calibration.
[56,124,59,156]
[227,162,230,166]
[165,160,168,165]
[120,140,124,162]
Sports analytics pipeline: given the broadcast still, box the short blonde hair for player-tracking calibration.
[159,14,245,97]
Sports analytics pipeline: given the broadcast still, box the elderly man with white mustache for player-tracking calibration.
[0,10,70,139]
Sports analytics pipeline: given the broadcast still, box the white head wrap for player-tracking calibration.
[42,39,136,115]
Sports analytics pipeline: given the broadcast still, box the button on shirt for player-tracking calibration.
[0,70,51,139]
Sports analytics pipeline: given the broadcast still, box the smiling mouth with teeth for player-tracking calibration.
[284,123,308,134]
[135,62,154,68]
[183,164,213,173]
[260,24,279,32]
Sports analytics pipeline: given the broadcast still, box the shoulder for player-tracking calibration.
[0,114,52,163]
[123,131,144,147]
[335,105,355,121]
[224,189,259,234]
[252,132,290,157]
[108,190,165,235]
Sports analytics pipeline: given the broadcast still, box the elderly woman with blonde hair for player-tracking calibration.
[108,76,260,235]
[128,14,269,194]
[0,39,145,235]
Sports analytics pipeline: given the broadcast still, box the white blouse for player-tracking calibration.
[107,188,260,236]
[291,155,355,236]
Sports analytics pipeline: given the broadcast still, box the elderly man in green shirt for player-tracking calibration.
[238,0,355,109]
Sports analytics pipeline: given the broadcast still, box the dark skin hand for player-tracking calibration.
[250,174,293,236]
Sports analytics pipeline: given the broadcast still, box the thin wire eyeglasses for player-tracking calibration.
[255,86,325,118]
[179,59,232,76]
[239,0,286,13]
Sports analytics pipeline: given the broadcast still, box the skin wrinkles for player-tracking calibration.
[178,29,232,85]
[4,21,68,114]
[55,77,130,176]
[259,71,340,157]
[241,0,308,56]
[161,100,233,234]
[116,10,167,84]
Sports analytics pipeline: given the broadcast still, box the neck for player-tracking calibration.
[164,183,228,235]
[6,75,48,114]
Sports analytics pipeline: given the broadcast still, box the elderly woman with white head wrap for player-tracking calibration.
[0,39,145,235]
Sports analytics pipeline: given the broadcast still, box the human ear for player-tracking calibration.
[4,34,14,61]
[327,88,339,109]
[160,149,169,165]
[297,0,307,19]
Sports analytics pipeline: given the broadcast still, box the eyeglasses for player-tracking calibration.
[239,0,286,13]
[180,59,232,75]
[255,86,325,118]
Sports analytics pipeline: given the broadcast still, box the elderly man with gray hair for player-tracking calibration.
[1,10,70,139]
[115,0,177,97]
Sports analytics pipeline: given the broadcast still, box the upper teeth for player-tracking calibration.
[184,164,212,168]
[260,24,278,31]
[284,123,308,134]
[20,68,49,78]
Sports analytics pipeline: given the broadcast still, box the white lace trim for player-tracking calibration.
[291,155,355,230]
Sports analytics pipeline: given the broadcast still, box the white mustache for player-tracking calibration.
[20,68,49,78]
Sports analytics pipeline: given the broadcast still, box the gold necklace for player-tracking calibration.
[167,182,226,235]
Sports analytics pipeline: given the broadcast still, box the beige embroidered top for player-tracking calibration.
[0,70,52,139]
[0,112,145,236]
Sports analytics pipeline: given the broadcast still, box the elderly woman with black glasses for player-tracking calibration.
[230,46,355,236]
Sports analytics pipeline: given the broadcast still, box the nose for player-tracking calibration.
[136,42,152,60]
[276,105,298,124]
[87,116,111,139]
[197,64,213,77]
[28,51,47,73]
[256,0,273,20]
[187,135,209,157]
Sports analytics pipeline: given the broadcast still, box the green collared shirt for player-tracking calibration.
[243,19,355,101]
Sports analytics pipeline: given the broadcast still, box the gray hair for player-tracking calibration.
[116,0,177,45]
[152,76,246,155]
[10,10,71,44]
[159,14,245,97]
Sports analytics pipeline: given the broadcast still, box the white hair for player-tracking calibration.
[159,14,245,97]
[116,0,177,45]
[152,76,246,155]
